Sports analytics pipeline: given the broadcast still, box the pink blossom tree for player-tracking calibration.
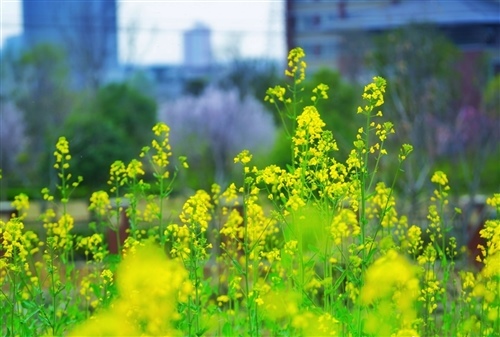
[159,87,276,189]
[0,102,26,198]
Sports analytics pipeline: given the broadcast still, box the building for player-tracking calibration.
[22,0,118,89]
[183,22,213,71]
[132,23,216,100]
[286,0,500,77]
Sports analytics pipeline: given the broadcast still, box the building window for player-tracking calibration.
[303,14,321,29]
[313,44,322,56]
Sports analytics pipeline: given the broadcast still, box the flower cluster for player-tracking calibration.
[357,76,387,116]
[44,213,75,251]
[0,219,39,271]
[168,190,213,261]
[141,122,174,178]
[76,233,106,262]
[69,244,192,336]
[11,193,29,220]
[88,190,111,218]
[107,160,127,193]
[285,47,306,84]
[311,83,329,103]
[265,85,289,104]
[360,250,420,336]
[53,136,70,170]
[366,182,398,229]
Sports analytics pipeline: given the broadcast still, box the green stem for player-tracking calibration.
[49,243,57,335]
[11,265,16,335]
[159,177,165,245]
[193,249,200,334]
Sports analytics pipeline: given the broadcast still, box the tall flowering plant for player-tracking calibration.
[1,47,499,337]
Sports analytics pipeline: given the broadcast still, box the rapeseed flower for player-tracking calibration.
[88,190,111,218]
[53,136,70,170]
[44,213,74,251]
[141,122,174,178]
[265,85,289,104]
[234,149,252,165]
[11,193,29,220]
[361,250,420,336]
[69,244,191,336]
[1,219,29,264]
[108,160,127,193]
[366,182,398,228]
[406,225,424,257]
[285,47,306,84]
[358,76,387,116]
[311,83,329,103]
[76,233,105,261]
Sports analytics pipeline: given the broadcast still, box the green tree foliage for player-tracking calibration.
[483,74,500,118]
[93,83,157,148]
[216,59,281,103]
[184,77,210,96]
[8,43,74,187]
[65,83,157,193]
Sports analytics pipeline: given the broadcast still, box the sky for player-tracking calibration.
[0,0,286,65]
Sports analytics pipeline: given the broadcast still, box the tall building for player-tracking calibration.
[22,0,118,89]
[286,0,500,76]
[183,23,213,70]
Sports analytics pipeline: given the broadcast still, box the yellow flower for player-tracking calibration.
[108,160,127,192]
[126,159,145,178]
[358,76,387,116]
[311,83,329,102]
[88,190,111,217]
[399,143,413,162]
[285,47,307,84]
[101,269,114,285]
[11,193,30,220]
[361,250,420,336]
[431,171,448,186]
[486,193,500,212]
[265,85,287,104]
[331,208,359,245]
[234,149,252,165]
[69,244,190,336]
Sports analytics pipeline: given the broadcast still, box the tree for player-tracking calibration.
[10,43,74,187]
[63,115,134,193]
[93,83,157,149]
[64,83,157,193]
[216,58,282,103]
[0,102,26,198]
[159,87,276,190]
[369,24,461,208]
[447,75,500,195]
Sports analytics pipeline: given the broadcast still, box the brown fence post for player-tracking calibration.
[107,198,130,255]
[459,195,489,267]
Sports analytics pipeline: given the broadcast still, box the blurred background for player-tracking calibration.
[0,0,499,211]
